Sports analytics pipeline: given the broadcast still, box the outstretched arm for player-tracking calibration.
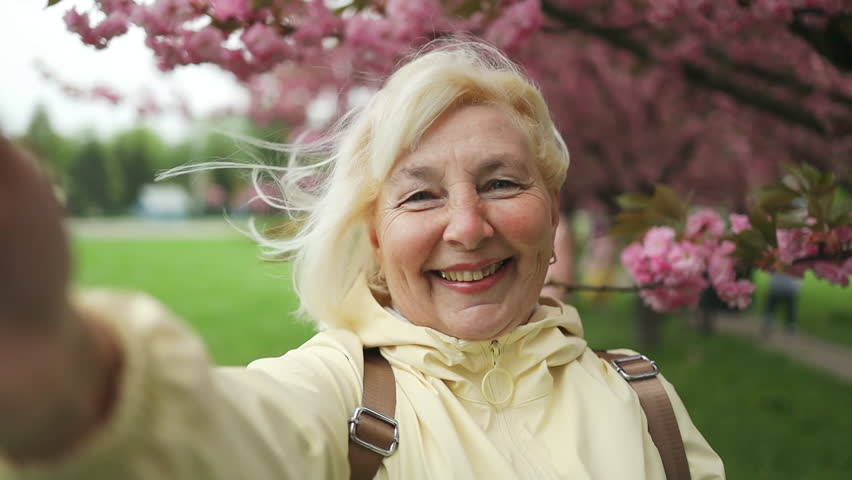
[0,137,122,462]
[0,137,363,479]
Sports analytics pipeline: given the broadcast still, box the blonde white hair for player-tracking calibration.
[165,39,570,329]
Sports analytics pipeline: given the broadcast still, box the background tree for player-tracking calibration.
[20,105,75,184]
[109,126,167,211]
[66,138,119,216]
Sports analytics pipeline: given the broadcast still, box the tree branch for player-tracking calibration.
[681,63,830,136]
[539,0,651,60]
[545,280,662,293]
[704,47,852,110]
[539,0,848,138]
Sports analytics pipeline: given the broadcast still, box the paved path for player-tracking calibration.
[714,313,852,383]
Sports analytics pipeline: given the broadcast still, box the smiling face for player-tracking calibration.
[369,104,560,340]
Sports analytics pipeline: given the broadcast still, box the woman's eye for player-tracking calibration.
[484,179,519,191]
[403,191,436,203]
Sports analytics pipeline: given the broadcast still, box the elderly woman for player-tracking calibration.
[0,42,724,479]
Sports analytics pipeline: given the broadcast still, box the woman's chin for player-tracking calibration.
[439,305,528,341]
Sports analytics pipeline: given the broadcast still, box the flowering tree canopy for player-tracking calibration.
[50,0,852,310]
[51,0,852,210]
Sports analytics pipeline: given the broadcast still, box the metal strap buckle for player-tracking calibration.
[610,354,660,381]
[348,406,400,457]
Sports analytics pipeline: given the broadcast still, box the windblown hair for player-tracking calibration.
[165,39,570,329]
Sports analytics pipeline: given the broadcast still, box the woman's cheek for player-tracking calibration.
[383,211,441,262]
[493,195,554,244]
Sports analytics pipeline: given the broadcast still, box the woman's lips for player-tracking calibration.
[432,258,512,294]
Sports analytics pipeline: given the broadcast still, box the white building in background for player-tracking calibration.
[136,183,192,218]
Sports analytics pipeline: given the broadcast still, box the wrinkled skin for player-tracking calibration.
[0,137,118,461]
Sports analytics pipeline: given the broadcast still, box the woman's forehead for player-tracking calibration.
[389,155,532,185]
[390,105,532,169]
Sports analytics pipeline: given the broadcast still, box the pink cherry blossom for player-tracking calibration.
[714,279,756,309]
[184,27,226,64]
[484,0,543,52]
[63,9,97,45]
[91,85,122,104]
[837,226,852,244]
[210,0,252,22]
[811,261,850,287]
[133,0,201,36]
[666,241,704,285]
[291,0,342,45]
[707,241,756,309]
[642,227,676,257]
[729,214,751,234]
[620,242,643,269]
[686,208,726,239]
[242,24,293,70]
[776,228,819,264]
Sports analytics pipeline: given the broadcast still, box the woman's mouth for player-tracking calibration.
[433,258,511,282]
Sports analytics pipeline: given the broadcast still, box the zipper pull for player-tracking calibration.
[482,340,513,406]
[489,340,501,367]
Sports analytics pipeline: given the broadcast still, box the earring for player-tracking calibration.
[549,252,558,265]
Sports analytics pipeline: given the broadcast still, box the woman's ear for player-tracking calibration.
[550,191,561,229]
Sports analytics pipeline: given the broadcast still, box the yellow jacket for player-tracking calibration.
[5,277,724,479]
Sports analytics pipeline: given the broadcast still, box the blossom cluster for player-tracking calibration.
[55,0,549,123]
[622,207,852,312]
[774,225,852,287]
[621,209,756,312]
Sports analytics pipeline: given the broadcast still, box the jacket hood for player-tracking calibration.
[334,275,589,406]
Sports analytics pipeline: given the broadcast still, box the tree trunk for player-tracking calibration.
[635,297,663,349]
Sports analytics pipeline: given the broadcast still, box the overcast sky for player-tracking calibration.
[0,0,248,142]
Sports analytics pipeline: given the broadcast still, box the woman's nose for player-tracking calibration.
[442,193,494,250]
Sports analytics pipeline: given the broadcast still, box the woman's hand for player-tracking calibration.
[0,137,120,461]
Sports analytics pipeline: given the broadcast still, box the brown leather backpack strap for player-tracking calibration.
[348,348,399,480]
[596,351,691,480]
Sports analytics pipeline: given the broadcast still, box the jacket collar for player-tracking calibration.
[334,276,588,405]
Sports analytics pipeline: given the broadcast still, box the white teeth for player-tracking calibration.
[438,261,503,282]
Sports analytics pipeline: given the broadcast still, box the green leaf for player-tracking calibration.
[800,163,823,187]
[830,210,852,227]
[607,211,672,241]
[754,185,799,212]
[747,207,777,245]
[782,163,810,192]
[46,0,63,6]
[775,217,810,229]
[331,0,372,13]
[452,0,491,17]
[650,184,686,221]
[615,192,652,210]
[735,229,769,253]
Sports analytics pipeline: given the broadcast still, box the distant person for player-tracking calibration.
[762,272,803,335]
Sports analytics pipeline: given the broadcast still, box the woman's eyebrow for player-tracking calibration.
[390,164,441,184]
[390,153,528,184]
[475,155,529,176]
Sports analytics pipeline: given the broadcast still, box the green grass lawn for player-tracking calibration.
[576,296,852,479]
[73,237,316,365]
[73,237,852,479]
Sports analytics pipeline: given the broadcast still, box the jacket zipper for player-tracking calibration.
[485,339,550,479]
